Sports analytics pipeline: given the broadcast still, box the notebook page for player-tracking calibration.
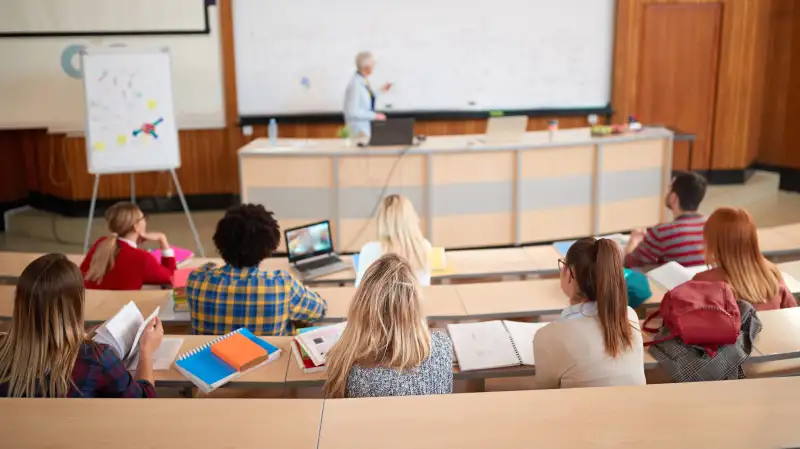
[502,321,549,366]
[782,271,800,294]
[447,321,520,371]
[127,307,161,360]
[647,261,693,290]
[153,338,183,371]
[104,302,143,359]
[296,322,346,366]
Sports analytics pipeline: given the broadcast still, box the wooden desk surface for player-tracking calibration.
[318,284,467,321]
[0,398,323,449]
[157,336,293,387]
[0,285,171,324]
[752,308,800,359]
[0,252,83,281]
[758,224,800,254]
[317,378,800,449]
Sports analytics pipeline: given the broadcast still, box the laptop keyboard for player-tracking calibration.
[300,256,340,271]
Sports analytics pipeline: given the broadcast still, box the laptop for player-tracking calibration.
[480,116,528,144]
[368,118,415,146]
[284,220,350,280]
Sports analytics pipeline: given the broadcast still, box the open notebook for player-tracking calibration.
[648,261,800,293]
[93,301,182,371]
[447,321,548,372]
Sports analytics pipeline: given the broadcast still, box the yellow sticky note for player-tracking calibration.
[92,141,106,151]
[430,247,447,271]
[117,135,127,145]
[147,99,157,110]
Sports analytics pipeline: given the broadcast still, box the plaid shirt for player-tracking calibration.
[186,264,327,336]
[0,342,156,398]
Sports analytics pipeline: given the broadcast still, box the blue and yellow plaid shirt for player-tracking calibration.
[186,264,327,336]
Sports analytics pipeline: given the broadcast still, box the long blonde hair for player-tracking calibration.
[85,202,143,283]
[703,207,782,304]
[324,254,430,398]
[377,195,429,271]
[0,254,86,397]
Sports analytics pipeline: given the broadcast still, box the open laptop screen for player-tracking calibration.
[285,220,334,263]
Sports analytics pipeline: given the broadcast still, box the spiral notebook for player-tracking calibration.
[447,321,548,371]
[174,328,281,393]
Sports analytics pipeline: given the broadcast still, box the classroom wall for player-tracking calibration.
[612,0,771,174]
[0,0,782,211]
[758,0,800,170]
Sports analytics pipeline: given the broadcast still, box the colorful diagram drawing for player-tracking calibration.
[132,117,164,140]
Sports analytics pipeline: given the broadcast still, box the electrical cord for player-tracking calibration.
[340,144,413,251]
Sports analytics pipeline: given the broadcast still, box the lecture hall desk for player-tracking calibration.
[317,378,800,449]
[238,127,675,252]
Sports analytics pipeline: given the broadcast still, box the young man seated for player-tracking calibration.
[187,204,327,336]
[624,171,708,268]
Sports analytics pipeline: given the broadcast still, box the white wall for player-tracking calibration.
[0,0,208,34]
[0,4,224,130]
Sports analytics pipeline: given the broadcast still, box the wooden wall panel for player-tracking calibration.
[757,0,795,167]
[783,2,800,169]
[0,131,36,203]
[614,0,772,171]
[635,3,721,171]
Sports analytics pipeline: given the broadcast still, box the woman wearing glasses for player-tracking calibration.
[80,202,176,290]
[533,238,645,389]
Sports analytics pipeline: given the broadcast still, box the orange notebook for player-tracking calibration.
[210,332,268,371]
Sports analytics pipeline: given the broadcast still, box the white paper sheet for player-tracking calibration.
[502,321,549,366]
[447,321,520,372]
[153,338,184,371]
[647,261,694,291]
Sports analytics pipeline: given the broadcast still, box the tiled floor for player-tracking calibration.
[2,170,798,255]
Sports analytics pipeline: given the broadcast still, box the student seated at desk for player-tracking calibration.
[81,202,176,290]
[187,204,327,336]
[625,171,707,268]
[534,238,645,389]
[325,254,452,398]
[355,194,432,287]
[0,254,161,398]
[693,207,797,311]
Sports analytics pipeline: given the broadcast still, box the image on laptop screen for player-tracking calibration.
[286,221,333,261]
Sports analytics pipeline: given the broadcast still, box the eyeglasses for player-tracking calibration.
[558,259,574,278]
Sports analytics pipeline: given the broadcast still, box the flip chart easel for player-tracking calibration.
[79,48,205,256]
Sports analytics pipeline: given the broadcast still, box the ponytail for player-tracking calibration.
[564,237,634,357]
[593,239,633,357]
[84,235,119,283]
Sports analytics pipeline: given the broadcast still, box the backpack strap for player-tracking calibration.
[644,334,676,346]
[641,310,662,333]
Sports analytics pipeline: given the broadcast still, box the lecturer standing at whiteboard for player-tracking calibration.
[344,51,392,137]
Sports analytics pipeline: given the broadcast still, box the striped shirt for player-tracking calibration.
[625,214,706,268]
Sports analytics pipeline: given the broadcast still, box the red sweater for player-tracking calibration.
[80,237,176,290]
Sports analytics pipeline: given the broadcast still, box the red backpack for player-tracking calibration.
[643,280,740,356]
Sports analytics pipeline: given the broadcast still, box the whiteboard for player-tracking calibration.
[233,0,615,116]
[0,5,224,130]
[0,0,207,34]
[81,50,180,174]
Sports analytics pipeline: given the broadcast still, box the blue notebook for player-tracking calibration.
[175,328,281,393]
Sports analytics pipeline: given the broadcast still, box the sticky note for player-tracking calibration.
[147,99,157,110]
[117,135,127,145]
[92,141,106,151]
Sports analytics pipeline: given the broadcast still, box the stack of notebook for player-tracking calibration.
[175,328,281,392]
[291,322,346,373]
[171,268,194,312]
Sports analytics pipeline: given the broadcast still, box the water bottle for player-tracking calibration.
[268,118,278,146]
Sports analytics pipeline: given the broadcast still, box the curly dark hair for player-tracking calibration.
[213,204,281,268]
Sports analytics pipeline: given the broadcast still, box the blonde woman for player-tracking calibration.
[355,194,432,287]
[324,254,452,398]
[80,202,176,290]
[0,254,162,397]
[693,207,796,310]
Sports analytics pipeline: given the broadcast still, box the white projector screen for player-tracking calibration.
[233,0,615,117]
